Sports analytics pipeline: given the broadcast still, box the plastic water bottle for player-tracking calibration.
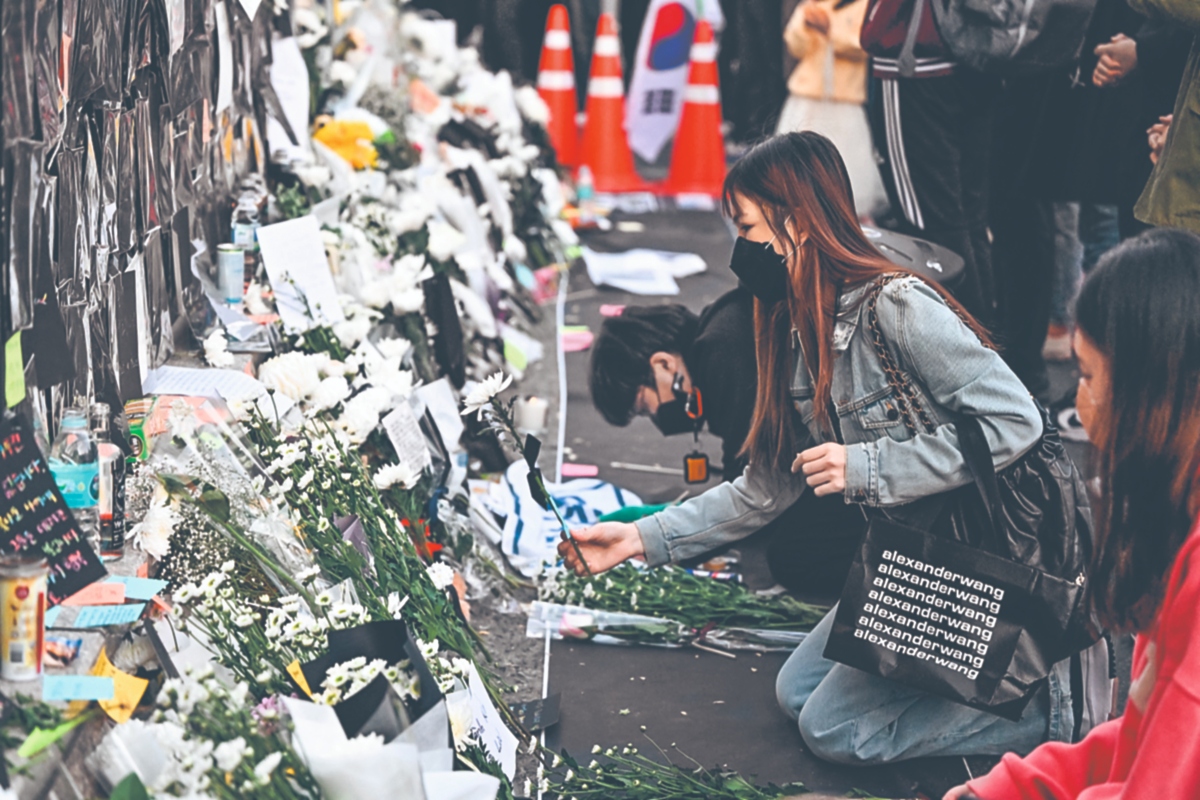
[576,165,597,227]
[49,408,101,557]
[90,403,126,561]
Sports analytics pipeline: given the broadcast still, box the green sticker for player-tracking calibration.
[5,332,24,409]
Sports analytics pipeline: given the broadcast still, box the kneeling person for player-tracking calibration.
[589,288,862,596]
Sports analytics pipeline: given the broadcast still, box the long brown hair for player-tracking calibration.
[722,132,990,470]
[1076,229,1200,633]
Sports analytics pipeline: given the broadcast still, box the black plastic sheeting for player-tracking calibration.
[1,0,291,425]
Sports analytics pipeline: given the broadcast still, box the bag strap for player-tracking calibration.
[897,0,927,78]
[865,275,938,436]
[955,413,1004,551]
[864,275,1003,550]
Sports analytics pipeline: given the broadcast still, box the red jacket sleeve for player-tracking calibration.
[967,718,1121,800]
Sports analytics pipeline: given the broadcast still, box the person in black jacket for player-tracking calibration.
[589,287,860,595]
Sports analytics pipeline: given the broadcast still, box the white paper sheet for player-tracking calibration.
[257,215,345,333]
[382,402,433,477]
[582,247,707,296]
[214,2,233,113]
[265,37,311,163]
[467,664,519,780]
[143,366,264,403]
[414,378,464,455]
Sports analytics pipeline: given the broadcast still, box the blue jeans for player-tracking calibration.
[775,606,1073,765]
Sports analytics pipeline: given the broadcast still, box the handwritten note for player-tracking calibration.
[382,403,432,479]
[257,216,345,333]
[91,648,149,723]
[105,576,168,601]
[0,414,107,604]
[466,664,518,780]
[62,582,126,606]
[42,675,115,702]
[72,603,146,628]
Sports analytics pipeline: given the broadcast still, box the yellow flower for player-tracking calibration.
[313,120,378,170]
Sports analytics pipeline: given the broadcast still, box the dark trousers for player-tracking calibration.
[763,492,865,597]
[991,75,1058,401]
[871,71,1001,325]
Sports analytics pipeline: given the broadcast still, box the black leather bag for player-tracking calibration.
[822,277,1100,719]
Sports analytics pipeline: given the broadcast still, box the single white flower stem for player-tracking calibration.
[554,260,568,484]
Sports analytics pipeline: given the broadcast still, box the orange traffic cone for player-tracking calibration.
[659,21,726,197]
[537,5,579,167]
[578,13,646,194]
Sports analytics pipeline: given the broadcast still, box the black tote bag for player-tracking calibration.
[821,277,1100,720]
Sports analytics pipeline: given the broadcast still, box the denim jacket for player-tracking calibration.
[635,276,1043,567]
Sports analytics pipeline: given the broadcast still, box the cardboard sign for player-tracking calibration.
[0,414,106,604]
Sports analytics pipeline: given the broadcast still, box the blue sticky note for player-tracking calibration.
[71,604,147,628]
[42,675,115,702]
[44,606,63,628]
[105,576,169,601]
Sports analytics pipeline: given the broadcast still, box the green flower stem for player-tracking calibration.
[204,510,318,613]
[530,470,592,576]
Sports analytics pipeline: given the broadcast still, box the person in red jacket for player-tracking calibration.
[945,227,1200,799]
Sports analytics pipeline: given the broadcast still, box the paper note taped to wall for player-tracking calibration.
[257,215,345,333]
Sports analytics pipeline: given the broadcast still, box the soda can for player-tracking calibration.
[217,243,245,305]
[0,555,48,681]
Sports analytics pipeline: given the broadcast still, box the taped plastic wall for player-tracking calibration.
[0,0,289,431]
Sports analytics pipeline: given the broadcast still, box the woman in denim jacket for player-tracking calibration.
[560,132,1081,766]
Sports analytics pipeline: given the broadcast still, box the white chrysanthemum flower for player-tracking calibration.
[338,386,393,443]
[309,376,350,412]
[425,562,455,591]
[258,352,324,401]
[513,85,550,126]
[332,314,374,349]
[373,462,420,491]
[202,330,234,368]
[213,737,250,772]
[460,372,513,418]
[244,281,272,315]
[252,752,283,785]
[375,337,413,362]
[129,486,178,560]
[233,613,256,628]
[425,220,466,262]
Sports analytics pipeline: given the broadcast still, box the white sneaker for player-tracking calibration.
[1057,406,1089,443]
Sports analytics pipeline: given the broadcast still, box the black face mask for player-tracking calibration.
[651,374,702,437]
[729,236,789,303]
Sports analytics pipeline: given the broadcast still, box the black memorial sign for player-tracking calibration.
[0,413,107,604]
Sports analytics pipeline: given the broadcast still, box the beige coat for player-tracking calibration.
[784,0,869,105]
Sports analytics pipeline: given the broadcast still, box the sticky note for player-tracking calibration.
[62,582,126,606]
[42,675,115,702]
[44,605,63,628]
[91,648,149,724]
[105,576,169,601]
[71,603,146,628]
[5,332,24,408]
[561,463,600,478]
[287,660,313,698]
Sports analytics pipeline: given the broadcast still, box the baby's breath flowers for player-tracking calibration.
[149,666,318,799]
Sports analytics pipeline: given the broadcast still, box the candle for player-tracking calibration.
[514,395,550,435]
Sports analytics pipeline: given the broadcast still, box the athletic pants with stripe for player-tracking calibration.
[871,70,1002,325]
